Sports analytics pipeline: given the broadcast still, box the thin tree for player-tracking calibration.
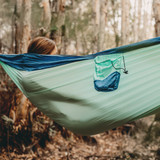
[121,0,130,45]
[93,0,108,52]
[153,0,160,36]
[14,0,31,124]
[14,0,22,54]
[41,0,52,36]
[21,0,31,53]
[50,0,66,54]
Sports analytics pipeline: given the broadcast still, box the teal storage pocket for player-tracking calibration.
[94,54,123,92]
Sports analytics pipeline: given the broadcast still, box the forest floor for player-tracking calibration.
[0,115,160,160]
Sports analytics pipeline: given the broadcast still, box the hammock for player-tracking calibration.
[0,37,160,135]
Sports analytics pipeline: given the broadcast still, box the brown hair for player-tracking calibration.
[27,37,57,55]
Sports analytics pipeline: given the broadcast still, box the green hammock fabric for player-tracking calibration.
[1,43,160,135]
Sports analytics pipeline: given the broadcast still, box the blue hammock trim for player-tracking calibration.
[0,37,160,71]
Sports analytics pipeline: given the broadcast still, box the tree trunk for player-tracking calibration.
[143,2,148,40]
[14,0,22,54]
[110,0,120,47]
[13,0,31,125]
[133,0,138,42]
[99,0,108,51]
[137,0,142,41]
[121,0,130,45]
[153,0,160,36]
[20,0,31,53]
[93,0,108,52]
[94,0,100,52]
[51,0,66,54]
[41,0,51,35]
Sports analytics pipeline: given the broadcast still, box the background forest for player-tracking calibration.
[0,0,160,159]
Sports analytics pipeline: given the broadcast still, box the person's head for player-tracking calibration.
[27,37,57,55]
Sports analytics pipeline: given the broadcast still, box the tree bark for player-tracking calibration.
[153,0,160,36]
[13,0,31,125]
[41,0,51,35]
[99,0,108,51]
[51,0,66,54]
[121,0,130,45]
[133,0,138,42]
[93,0,108,52]
[137,0,142,41]
[20,0,31,53]
[110,0,120,47]
[94,0,100,52]
[143,2,148,40]
[14,0,22,54]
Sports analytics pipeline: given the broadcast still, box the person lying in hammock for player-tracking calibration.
[28,36,57,55]
[9,36,57,130]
